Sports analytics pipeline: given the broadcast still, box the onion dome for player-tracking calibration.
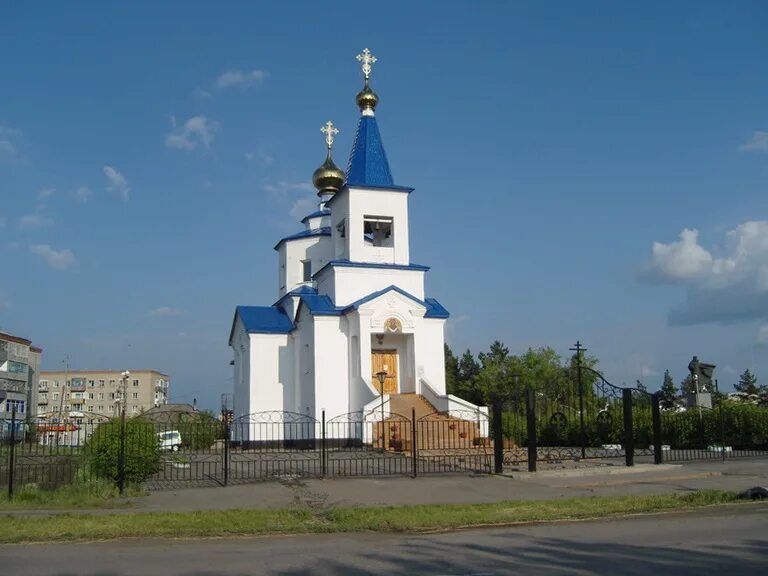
[356,81,379,115]
[313,121,345,196]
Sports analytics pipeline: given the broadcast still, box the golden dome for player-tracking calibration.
[356,82,379,113]
[312,151,345,196]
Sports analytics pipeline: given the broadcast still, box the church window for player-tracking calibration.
[363,216,394,247]
[302,260,312,282]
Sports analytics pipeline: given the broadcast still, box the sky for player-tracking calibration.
[1,1,766,410]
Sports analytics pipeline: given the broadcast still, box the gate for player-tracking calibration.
[228,411,322,483]
[325,407,413,477]
[145,411,227,489]
[416,408,492,474]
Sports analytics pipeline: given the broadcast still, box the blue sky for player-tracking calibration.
[1,2,766,409]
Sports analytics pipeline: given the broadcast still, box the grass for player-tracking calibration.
[0,479,140,510]
[0,490,748,544]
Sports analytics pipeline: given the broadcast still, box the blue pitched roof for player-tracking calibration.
[345,285,449,318]
[235,305,294,334]
[346,116,394,187]
[300,209,330,224]
[273,226,331,250]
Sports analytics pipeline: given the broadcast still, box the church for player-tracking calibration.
[229,49,485,439]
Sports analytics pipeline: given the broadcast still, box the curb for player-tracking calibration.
[501,464,686,479]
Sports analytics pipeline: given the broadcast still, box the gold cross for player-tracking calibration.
[320,120,339,149]
[356,48,377,80]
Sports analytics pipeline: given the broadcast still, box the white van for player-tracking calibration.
[157,430,182,451]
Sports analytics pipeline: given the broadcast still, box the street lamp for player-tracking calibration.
[376,370,387,450]
[118,370,130,495]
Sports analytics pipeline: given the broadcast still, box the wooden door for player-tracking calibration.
[371,350,398,394]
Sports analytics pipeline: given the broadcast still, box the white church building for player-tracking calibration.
[229,49,485,440]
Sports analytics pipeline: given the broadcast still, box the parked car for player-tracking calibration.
[157,430,182,451]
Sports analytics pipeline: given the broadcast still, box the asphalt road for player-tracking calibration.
[1,505,766,575]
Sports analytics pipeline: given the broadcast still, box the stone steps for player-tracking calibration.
[375,393,484,451]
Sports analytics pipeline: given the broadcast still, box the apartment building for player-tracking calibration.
[0,331,43,419]
[37,369,170,419]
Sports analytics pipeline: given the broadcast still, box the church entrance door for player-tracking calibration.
[371,350,398,394]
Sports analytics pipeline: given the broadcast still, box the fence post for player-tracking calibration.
[411,408,417,478]
[716,380,726,462]
[223,419,230,486]
[321,410,327,477]
[492,399,503,474]
[622,388,634,467]
[8,405,17,499]
[651,392,662,465]
[118,406,126,495]
[526,389,537,473]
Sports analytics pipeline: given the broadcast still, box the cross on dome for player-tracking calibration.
[321,121,339,150]
[356,48,377,81]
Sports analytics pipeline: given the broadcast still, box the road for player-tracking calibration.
[1,505,766,575]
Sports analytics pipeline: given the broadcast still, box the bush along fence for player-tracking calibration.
[494,351,768,471]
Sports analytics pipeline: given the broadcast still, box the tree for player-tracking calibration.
[444,344,460,397]
[680,374,696,397]
[659,369,677,410]
[735,369,759,396]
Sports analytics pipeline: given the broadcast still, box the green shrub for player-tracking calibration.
[86,418,160,484]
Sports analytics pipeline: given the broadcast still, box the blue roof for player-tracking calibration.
[300,209,330,224]
[299,293,342,316]
[235,305,294,334]
[273,226,331,250]
[346,116,394,187]
[345,285,449,318]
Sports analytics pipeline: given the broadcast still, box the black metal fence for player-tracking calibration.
[1,403,492,496]
[3,379,768,497]
[494,359,768,471]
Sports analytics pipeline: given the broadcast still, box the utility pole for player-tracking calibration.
[56,355,70,445]
[570,341,587,459]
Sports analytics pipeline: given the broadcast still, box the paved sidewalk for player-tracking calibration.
[4,458,766,516]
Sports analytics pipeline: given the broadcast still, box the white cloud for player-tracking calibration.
[289,196,317,220]
[103,165,129,201]
[75,186,92,203]
[0,125,23,163]
[193,87,212,100]
[216,69,268,89]
[245,145,274,166]
[19,213,52,229]
[165,115,219,150]
[644,221,768,325]
[739,131,768,152]
[30,244,76,270]
[148,306,183,317]
[264,180,313,197]
[758,325,768,345]
[645,228,714,283]
[37,187,55,200]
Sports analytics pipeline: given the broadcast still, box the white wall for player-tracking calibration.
[313,316,350,420]
[320,266,425,306]
[248,332,293,414]
[416,318,447,396]
[330,187,410,265]
[292,307,315,416]
[347,188,410,264]
[278,235,333,297]
[231,318,250,422]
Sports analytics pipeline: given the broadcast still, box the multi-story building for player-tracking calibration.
[0,331,43,420]
[37,369,170,419]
